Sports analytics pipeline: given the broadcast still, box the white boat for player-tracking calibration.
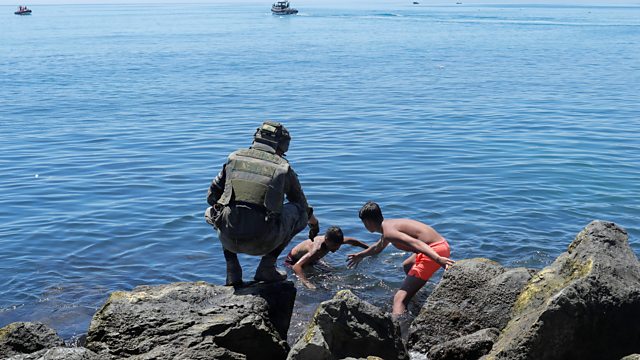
[271,1,298,15]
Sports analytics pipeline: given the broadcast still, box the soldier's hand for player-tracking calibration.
[308,222,320,240]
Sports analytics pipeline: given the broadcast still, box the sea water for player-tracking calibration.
[1,2,639,344]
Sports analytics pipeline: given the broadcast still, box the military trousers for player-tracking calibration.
[212,202,308,256]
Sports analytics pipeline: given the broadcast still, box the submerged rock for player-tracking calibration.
[428,328,499,360]
[0,322,64,358]
[6,347,100,360]
[85,281,296,360]
[486,221,640,360]
[287,290,408,360]
[408,258,533,353]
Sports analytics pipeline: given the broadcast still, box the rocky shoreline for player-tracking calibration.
[2,221,639,360]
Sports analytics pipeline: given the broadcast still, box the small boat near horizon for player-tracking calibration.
[271,1,298,15]
[15,5,32,15]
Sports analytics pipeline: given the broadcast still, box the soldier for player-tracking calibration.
[205,121,319,286]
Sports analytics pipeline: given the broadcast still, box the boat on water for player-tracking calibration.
[15,5,32,15]
[271,1,298,15]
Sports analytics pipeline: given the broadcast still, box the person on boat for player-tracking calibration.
[347,201,455,316]
[286,226,369,289]
[205,121,319,286]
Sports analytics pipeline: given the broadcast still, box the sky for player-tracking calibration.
[2,0,639,5]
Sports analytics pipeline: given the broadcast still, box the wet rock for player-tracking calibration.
[6,347,100,360]
[287,290,408,360]
[85,281,296,360]
[428,328,500,360]
[486,221,640,360]
[0,322,64,358]
[408,258,533,353]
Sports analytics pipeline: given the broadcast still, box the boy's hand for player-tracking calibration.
[346,253,363,269]
[437,256,455,270]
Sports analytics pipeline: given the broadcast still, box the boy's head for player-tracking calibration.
[324,226,344,252]
[359,201,383,232]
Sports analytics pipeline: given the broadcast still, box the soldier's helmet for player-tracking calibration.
[253,121,291,154]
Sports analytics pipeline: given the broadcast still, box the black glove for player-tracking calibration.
[308,222,320,240]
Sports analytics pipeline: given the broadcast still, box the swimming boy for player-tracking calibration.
[347,201,455,316]
[286,226,369,289]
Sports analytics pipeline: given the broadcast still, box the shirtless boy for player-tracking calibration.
[347,201,455,316]
[286,226,368,289]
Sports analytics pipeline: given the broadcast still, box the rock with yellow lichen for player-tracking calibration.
[287,290,407,360]
[407,258,534,354]
[485,220,640,360]
[84,281,296,360]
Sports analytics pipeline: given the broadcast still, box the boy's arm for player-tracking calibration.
[346,236,388,268]
[385,230,455,269]
[292,247,327,289]
[343,237,369,249]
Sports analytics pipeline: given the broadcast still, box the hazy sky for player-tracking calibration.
[3,0,639,5]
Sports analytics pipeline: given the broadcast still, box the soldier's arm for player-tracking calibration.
[207,165,226,206]
[285,167,311,212]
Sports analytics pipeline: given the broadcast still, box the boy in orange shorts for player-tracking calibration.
[347,201,455,316]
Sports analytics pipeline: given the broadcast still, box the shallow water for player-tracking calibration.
[1,2,639,343]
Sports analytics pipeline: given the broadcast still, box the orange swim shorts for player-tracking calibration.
[407,239,451,281]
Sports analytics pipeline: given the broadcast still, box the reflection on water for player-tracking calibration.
[1,2,639,341]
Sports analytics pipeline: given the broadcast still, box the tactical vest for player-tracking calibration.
[217,148,290,215]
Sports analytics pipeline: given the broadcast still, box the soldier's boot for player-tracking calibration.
[254,255,287,282]
[224,250,243,286]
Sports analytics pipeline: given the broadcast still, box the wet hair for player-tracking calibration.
[324,226,344,245]
[359,201,383,224]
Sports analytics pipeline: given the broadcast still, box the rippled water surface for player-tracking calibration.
[1,2,639,343]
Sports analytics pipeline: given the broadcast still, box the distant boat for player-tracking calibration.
[15,5,32,15]
[413,1,420,4]
[271,1,298,15]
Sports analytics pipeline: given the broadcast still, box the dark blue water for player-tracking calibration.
[1,3,639,343]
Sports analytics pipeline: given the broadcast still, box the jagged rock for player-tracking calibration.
[408,258,533,353]
[287,290,408,360]
[428,328,500,360]
[85,281,296,360]
[0,322,64,358]
[6,347,100,360]
[486,221,640,360]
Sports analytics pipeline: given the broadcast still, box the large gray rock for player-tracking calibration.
[0,322,64,358]
[85,281,296,360]
[486,221,640,360]
[408,258,533,353]
[287,290,408,360]
[6,347,100,360]
[621,355,640,360]
[428,328,500,360]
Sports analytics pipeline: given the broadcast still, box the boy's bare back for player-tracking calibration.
[382,219,445,251]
